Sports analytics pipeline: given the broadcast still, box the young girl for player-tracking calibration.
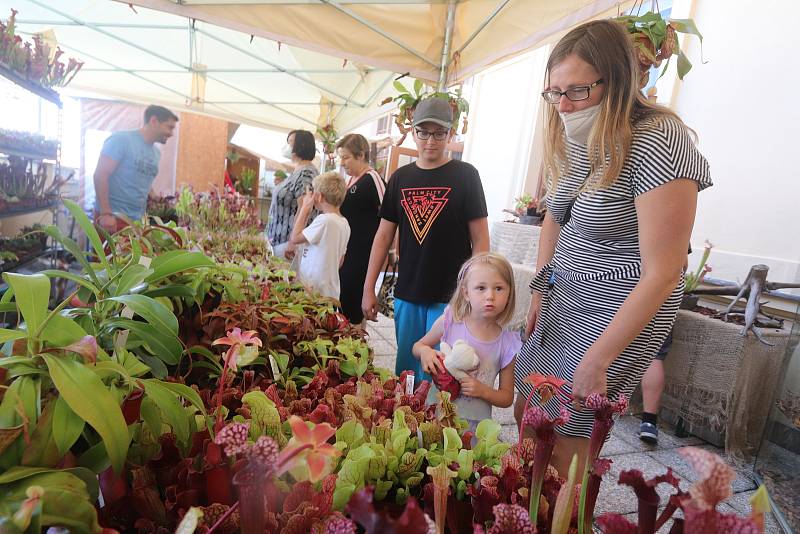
[412,252,521,432]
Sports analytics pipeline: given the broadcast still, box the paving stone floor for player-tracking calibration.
[365,314,784,533]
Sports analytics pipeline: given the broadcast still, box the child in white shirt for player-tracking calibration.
[289,171,351,299]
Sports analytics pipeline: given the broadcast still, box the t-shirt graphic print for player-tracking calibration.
[380,160,488,303]
[400,187,451,244]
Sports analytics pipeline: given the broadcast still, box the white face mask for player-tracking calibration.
[559,104,601,145]
[281,143,293,159]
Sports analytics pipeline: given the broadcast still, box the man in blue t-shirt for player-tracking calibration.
[93,105,178,232]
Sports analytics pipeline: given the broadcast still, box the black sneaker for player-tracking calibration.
[639,421,659,444]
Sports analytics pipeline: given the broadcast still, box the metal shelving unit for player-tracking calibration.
[0,62,65,294]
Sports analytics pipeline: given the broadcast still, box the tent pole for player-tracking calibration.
[438,0,457,91]
[448,0,511,66]
[319,0,439,70]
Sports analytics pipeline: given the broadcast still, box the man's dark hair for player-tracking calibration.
[288,129,316,161]
[144,105,179,124]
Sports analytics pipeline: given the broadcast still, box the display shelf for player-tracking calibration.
[0,200,60,220]
[0,246,56,277]
[0,62,62,108]
[0,142,57,161]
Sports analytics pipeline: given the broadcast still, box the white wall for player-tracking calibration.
[462,46,550,223]
[669,0,800,288]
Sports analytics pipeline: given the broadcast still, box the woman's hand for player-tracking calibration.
[362,290,378,322]
[524,292,542,339]
[420,347,446,375]
[571,356,608,404]
[459,376,487,399]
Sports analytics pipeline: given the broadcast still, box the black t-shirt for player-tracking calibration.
[381,159,488,303]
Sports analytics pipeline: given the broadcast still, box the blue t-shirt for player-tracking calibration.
[99,130,160,219]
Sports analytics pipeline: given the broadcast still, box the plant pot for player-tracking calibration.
[680,294,699,310]
[519,215,542,226]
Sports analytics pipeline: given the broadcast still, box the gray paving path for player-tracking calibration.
[365,314,783,533]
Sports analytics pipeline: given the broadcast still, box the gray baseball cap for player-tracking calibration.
[412,97,453,128]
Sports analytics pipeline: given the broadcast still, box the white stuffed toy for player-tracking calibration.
[440,339,480,380]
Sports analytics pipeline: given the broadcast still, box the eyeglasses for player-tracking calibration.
[541,79,604,104]
[414,128,449,141]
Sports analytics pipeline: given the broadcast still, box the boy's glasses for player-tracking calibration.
[541,79,604,104]
[414,128,449,141]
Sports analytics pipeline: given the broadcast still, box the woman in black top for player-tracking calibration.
[336,134,386,325]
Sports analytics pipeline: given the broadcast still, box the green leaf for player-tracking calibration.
[139,353,168,378]
[2,273,50,336]
[62,198,112,275]
[140,396,163,436]
[76,440,111,473]
[142,380,191,445]
[0,328,26,344]
[107,294,179,336]
[676,50,692,79]
[0,468,101,533]
[105,318,182,365]
[21,396,60,467]
[156,380,208,420]
[413,78,423,97]
[42,226,99,286]
[669,18,703,40]
[40,269,100,295]
[336,420,365,451]
[52,396,84,457]
[145,250,215,284]
[393,80,408,94]
[41,355,129,474]
[40,313,89,347]
[113,264,153,297]
[143,285,196,299]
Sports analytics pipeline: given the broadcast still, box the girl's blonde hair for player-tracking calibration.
[543,19,689,192]
[449,252,516,327]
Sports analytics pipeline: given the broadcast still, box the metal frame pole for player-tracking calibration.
[318,0,439,70]
[438,0,457,91]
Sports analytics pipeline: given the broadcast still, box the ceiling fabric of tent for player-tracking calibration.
[5,0,633,132]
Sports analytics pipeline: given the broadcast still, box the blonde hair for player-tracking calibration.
[313,171,347,207]
[449,252,516,327]
[543,19,689,192]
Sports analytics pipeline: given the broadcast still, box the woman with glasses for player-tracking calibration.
[514,19,712,476]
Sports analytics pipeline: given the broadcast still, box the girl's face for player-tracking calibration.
[462,264,510,321]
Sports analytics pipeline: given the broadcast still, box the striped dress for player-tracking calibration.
[515,115,712,438]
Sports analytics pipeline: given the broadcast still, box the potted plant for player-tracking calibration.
[614,9,703,97]
[503,194,542,225]
[317,124,338,172]
[381,78,469,145]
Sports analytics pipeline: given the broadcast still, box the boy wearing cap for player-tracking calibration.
[361,97,489,380]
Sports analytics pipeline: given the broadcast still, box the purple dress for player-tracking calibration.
[428,307,521,430]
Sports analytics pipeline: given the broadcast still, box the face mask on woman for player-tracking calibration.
[281,143,293,159]
[560,104,601,145]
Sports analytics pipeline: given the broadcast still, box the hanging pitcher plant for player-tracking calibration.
[614,4,704,88]
[381,77,469,145]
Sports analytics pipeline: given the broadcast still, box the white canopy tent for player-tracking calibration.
[4,0,632,132]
